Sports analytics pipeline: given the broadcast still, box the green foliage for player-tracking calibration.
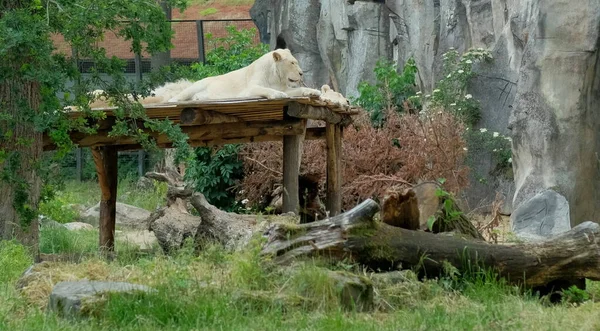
[465,127,513,179]
[0,240,33,284]
[185,144,243,210]
[426,184,464,232]
[38,191,80,224]
[412,48,493,127]
[0,0,193,226]
[561,286,590,305]
[354,59,418,127]
[188,25,269,79]
[199,7,218,16]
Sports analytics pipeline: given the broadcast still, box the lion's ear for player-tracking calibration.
[272,51,282,62]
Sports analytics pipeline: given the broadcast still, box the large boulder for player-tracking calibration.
[48,280,154,318]
[511,190,571,241]
[80,202,151,229]
[62,222,95,231]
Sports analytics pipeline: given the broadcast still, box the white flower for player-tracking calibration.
[493,132,499,138]
[447,74,452,78]
[449,47,455,50]
[508,158,513,163]
[241,199,249,205]
[505,137,512,142]
[477,47,484,51]
[463,147,468,151]
[458,108,462,111]
[493,149,497,152]
[425,94,431,98]
[479,128,487,133]
[416,91,422,95]
[433,89,441,94]
[457,70,464,74]
[466,59,473,64]
[465,94,473,99]
[450,103,456,106]
[465,127,469,131]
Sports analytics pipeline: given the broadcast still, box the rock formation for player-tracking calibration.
[251,0,600,222]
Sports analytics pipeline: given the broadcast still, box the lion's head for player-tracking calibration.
[272,49,304,88]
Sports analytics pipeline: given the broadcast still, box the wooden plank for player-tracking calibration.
[282,121,306,214]
[92,146,118,255]
[179,108,240,126]
[326,123,342,216]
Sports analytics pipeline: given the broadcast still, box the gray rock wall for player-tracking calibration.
[251,0,600,222]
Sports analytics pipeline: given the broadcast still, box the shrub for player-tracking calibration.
[353,59,418,127]
[240,110,468,211]
[0,240,33,284]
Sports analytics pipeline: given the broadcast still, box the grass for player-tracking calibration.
[6,181,600,330]
[4,229,600,330]
[39,179,168,216]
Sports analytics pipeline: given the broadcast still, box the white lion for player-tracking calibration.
[167,49,322,102]
[319,84,350,108]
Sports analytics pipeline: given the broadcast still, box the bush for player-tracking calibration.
[0,240,33,284]
[353,59,418,127]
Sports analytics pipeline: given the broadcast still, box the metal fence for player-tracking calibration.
[71,19,260,78]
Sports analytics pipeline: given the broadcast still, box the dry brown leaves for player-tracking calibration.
[240,109,469,211]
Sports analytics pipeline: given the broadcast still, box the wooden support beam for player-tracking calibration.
[110,127,326,151]
[282,121,306,214]
[286,103,353,125]
[326,123,342,216]
[179,108,240,126]
[92,146,118,255]
[44,120,305,150]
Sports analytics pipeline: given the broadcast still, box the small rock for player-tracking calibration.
[328,270,373,312]
[48,280,155,318]
[80,202,151,229]
[63,222,95,231]
[511,189,571,241]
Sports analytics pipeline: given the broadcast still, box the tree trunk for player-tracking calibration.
[263,199,600,288]
[0,71,42,255]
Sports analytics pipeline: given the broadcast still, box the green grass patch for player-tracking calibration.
[199,7,218,16]
[0,240,33,284]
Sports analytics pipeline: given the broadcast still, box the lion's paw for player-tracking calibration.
[303,89,321,97]
[167,97,179,103]
[268,91,289,99]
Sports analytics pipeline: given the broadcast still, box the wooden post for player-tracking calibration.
[138,150,145,177]
[196,20,205,64]
[92,146,118,254]
[326,124,342,216]
[76,148,83,182]
[282,117,306,214]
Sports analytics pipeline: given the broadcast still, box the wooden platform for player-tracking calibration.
[43,96,358,253]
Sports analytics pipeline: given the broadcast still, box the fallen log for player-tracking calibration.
[262,199,600,287]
